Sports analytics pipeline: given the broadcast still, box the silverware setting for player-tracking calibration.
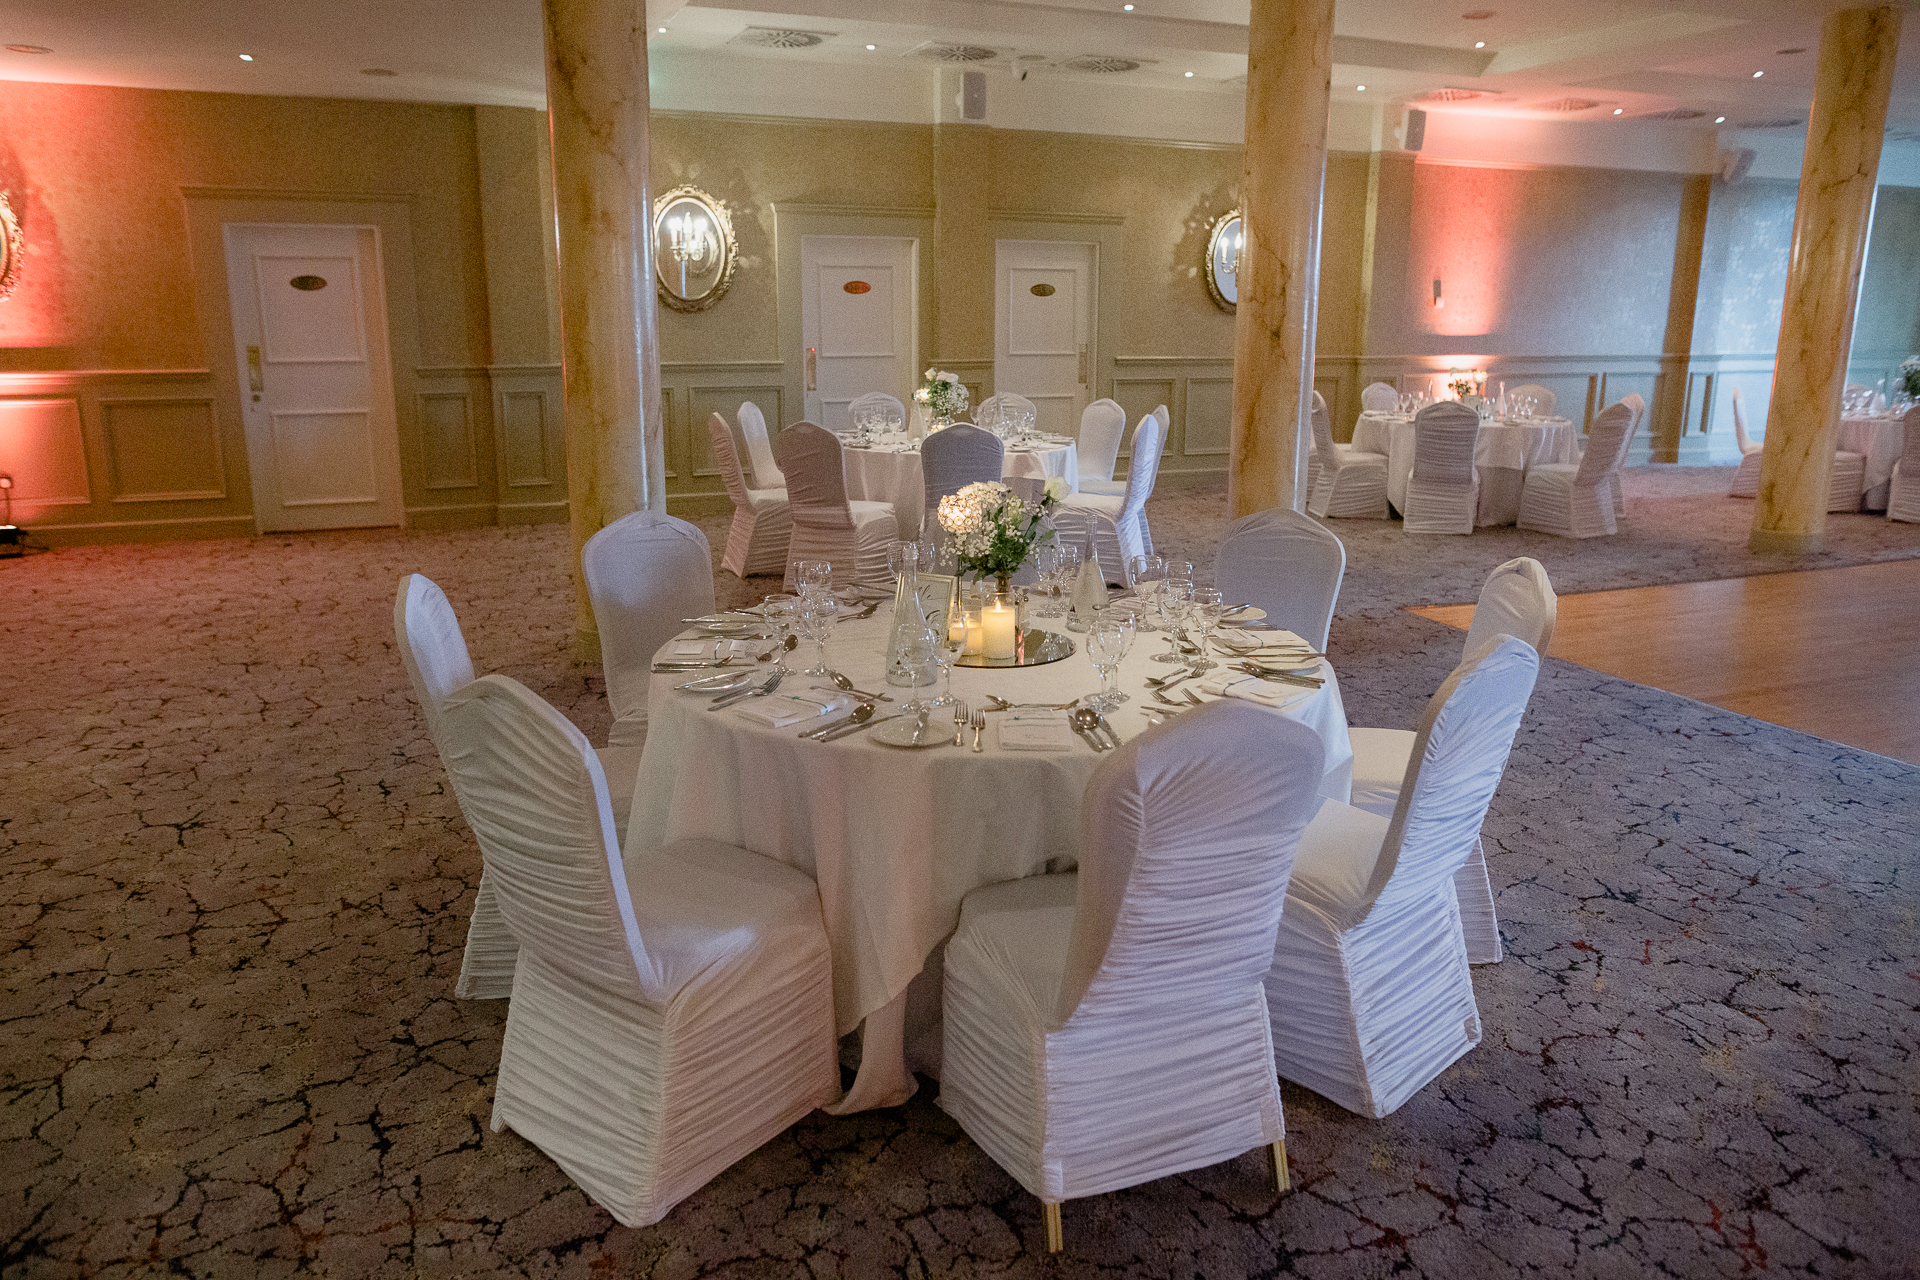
[675,670,756,692]
[1233,662,1324,689]
[984,694,1080,712]
[711,669,783,709]
[970,709,987,752]
[1069,707,1114,751]
[800,701,875,738]
[827,670,892,701]
[816,711,902,742]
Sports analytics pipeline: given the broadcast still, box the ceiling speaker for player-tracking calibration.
[962,70,987,120]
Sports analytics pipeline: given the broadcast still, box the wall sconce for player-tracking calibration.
[1431,277,1444,310]
[0,193,22,301]
[1205,208,1243,312]
[651,186,736,312]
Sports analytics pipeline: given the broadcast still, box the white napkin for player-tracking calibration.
[673,637,750,659]
[998,709,1075,752]
[1213,628,1311,654]
[733,689,850,728]
[1197,674,1311,710]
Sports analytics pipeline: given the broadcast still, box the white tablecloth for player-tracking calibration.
[842,435,1078,539]
[1837,413,1905,509]
[1351,412,1579,526]
[625,610,1352,1110]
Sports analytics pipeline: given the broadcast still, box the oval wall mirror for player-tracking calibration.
[652,186,736,312]
[1204,209,1242,312]
[0,193,22,302]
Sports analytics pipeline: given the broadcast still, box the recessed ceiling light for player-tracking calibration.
[657,26,666,33]
[1184,71,1194,77]
[1356,84,1366,91]
[1612,108,1624,115]
[1752,70,1764,78]
[5,44,52,54]
[360,67,396,77]
[1474,41,1486,48]
[1123,4,1134,9]
[866,44,876,50]
[1716,116,1727,123]
[238,53,253,61]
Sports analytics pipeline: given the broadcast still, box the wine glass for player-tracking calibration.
[1127,554,1165,630]
[795,559,833,604]
[798,595,836,677]
[934,598,968,706]
[1154,575,1194,663]
[895,618,942,715]
[761,593,798,670]
[1085,610,1135,711]
[1188,587,1224,672]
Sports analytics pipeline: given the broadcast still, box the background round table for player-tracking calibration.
[842,434,1078,539]
[1352,412,1578,525]
[1837,412,1905,510]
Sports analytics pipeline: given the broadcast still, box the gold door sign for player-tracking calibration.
[843,280,872,294]
[1029,283,1056,297]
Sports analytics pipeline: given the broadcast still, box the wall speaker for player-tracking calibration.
[1400,108,1427,152]
[1718,147,1756,184]
[962,71,987,121]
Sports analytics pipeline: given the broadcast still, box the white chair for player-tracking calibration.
[847,390,906,433]
[737,400,784,491]
[440,675,837,1226]
[1055,412,1164,585]
[1361,381,1399,413]
[1075,399,1128,497]
[921,423,1004,558]
[976,392,1038,428]
[1507,383,1555,417]
[777,421,899,594]
[940,701,1326,1252]
[1213,509,1345,651]
[1826,448,1868,513]
[1517,401,1634,537]
[1306,389,1390,520]
[1267,636,1540,1117]
[392,574,641,1000]
[1729,387,1762,498]
[1143,406,1170,553]
[1402,401,1481,534]
[1610,393,1644,513]
[1346,558,1556,964]
[709,413,791,578]
[1887,407,1920,524]
[582,511,715,751]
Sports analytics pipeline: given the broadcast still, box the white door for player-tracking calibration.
[800,235,917,430]
[224,223,404,532]
[996,240,1095,436]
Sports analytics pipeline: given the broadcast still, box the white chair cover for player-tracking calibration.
[922,424,1005,560]
[1306,390,1390,520]
[777,421,899,593]
[1610,393,1644,513]
[976,392,1038,430]
[1729,386,1762,498]
[1056,413,1164,584]
[709,413,791,577]
[1361,381,1399,413]
[1402,401,1481,534]
[1075,398,1128,495]
[1888,407,1920,524]
[1141,406,1170,551]
[847,391,906,432]
[1267,636,1540,1117]
[940,701,1326,1211]
[1347,558,1556,964]
[1827,449,1867,513]
[1213,509,1345,651]
[1518,401,1633,537]
[392,575,635,1001]
[738,401,784,491]
[582,511,715,751]
[440,674,837,1227]
[1507,384,1555,417]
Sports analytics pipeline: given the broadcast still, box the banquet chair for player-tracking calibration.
[1306,389,1391,521]
[709,413,791,577]
[939,701,1326,1253]
[440,675,837,1227]
[392,574,641,1000]
[1609,393,1644,513]
[1825,448,1868,513]
[847,390,906,433]
[922,423,1005,555]
[1361,381,1399,413]
[737,400,785,491]
[1141,406,1171,553]
[582,511,716,751]
[1267,636,1540,1117]
[1346,557,1556,964]
[1728,387,1762,498]
[1213,509,1345,651]
[1507,384,1555,417]
[1056,412,1165,584]
[1517,401,1634,537]
[776,421,899,593]
[1402,401,1481,534]
[1076,398,1129,496]
[1887,407,1920,524]
[976,392,1038,431]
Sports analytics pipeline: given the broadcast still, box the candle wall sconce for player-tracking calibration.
[0,193,23,301]
[651,185,736,312]
[1204,208,1243,313]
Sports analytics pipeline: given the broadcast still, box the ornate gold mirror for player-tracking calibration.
[0,193,22,301]
[1204,209,1242,313]
[652,186,736,312]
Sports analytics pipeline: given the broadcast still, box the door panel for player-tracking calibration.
[996,241,1095,437]
[270,411,379,506]
[802,236,916,430]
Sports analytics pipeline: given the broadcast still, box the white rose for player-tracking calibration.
[1043,477,1069,502]
[938,372,958,384]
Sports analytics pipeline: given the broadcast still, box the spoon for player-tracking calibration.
[828,670,893,701]
[759,635,799,661]
[985,694,1079,711]
[1070,707,1111,751]
[801,701,875,738]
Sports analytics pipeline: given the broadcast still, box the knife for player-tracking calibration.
[817,712,903,742]
[1096,714,1122,750]
[711,669,783,709]
[907,707,930,746]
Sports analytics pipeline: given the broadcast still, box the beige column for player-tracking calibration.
[934,122,994,395]
[542,0,666,641]
[1228,0,1334,519]
[1751,6,1901,553]
[1651,173,1712,463]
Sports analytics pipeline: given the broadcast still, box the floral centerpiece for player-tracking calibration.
[1448,368,1486,400]
[914,368,969,426]
[936,478,1067,593]
[1900,355,1920,401]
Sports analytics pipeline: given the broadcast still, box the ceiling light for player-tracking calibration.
[238,53,253,61]
[1612,108,1624,115]
[866,44,876,50]
[1474,41,1485,49]
[1184,71,1194,77]
[1752,70,1763,78]
[1123,4,1134,9]
[1716,116,1727,123]
[1356,85,1366,91]
[657,26,666,33]
[5,44,52,54]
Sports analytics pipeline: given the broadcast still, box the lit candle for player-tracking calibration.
[963,611,984,656]
[982,599,1017,660]
[949,610,968,645]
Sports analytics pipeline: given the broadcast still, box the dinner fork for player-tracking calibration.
[952,700,968,747]
[970,709,987,752]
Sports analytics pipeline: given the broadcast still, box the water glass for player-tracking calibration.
[894,619,942,713]
[1127,554,1166,630]
[794,559,833,603]
[1188,587,1223,671]
[799,596,836,677]
[1085,609,1136,710]
[1154,576,1194,663]
[934,598,967,705]
[761,593,799,669]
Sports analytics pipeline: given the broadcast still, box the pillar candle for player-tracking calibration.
[983,600,1018,660]
[963,611,984,656]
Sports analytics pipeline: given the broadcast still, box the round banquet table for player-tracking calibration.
[1837,412,1905,510]
[1351,411,1578,526]
[624,608,1353,1112]
[841,433,1078,539]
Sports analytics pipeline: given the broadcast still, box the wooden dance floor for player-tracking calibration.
[1411,558,1920,766]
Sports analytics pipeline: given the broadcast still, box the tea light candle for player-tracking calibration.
[962,610,984,656]
[948,610,968,645]
[983,599,1018,660]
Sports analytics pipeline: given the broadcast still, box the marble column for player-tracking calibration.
[542,0,667,642]
[1750,6,1901,554]
[1228,0,1334,519]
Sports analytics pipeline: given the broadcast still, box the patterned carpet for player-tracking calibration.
[3,469,1917,1278]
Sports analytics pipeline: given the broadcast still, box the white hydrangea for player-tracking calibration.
[936,481,1020,560]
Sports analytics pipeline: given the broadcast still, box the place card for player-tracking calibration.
[998,710,1075,752]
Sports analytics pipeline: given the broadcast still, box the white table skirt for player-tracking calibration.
[625,611,1352,1110]
[1352,412,1578,525]
[1837,414,1904,509]
[843,437,1078,539]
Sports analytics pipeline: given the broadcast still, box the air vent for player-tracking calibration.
[1539,97,1603,113]
[729,26,833,49]
[1640,108,1705,121]
[1420,87,1486,102]
[1740,117,1805,130]
[1058,54,1145,74]
[911,41,1000,63]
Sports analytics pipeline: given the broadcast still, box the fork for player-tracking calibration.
[970,709,987,752]
[952,700,968,747]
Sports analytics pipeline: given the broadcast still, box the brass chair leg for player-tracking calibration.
[1042,1200,1063,1252]
[1270,1140,1291,1194]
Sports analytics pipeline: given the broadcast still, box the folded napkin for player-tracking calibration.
[672,637,751,659]
[998,709,1076,751]
[1212,628,1311,654]
[732,689,850,728]
[1197,674,1311,710]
